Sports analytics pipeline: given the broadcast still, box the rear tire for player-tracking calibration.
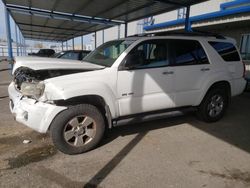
[50,104,105,155]
[197,87,229,122]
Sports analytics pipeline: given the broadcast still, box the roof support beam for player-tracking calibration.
[17,22,87,32]
[111,2,156,21]
[6,4,124,26]
[154,0,188,6]
[23,33,66,39]
[25,37,60,42]
[22,29,74,36]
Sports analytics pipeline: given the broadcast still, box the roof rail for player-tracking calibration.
[127,30,226,39]
[150,30,226,39]
[127,33,152,37]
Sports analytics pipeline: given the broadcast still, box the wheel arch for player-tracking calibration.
[53,95,113,129]
[197,80,231,106]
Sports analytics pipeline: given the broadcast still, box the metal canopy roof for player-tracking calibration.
[3,0,207,42]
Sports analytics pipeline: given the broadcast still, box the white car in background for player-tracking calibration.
[9,33,247,154]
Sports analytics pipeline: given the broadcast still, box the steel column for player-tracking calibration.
[95,32,97,49]
[21,32,23,56]
[81,36,84,50]
[102,30,104,44]
[4,6,13,60]
[23,37,26,55]
[72,38,75,50]
[21,35,25,56]
[118,25,121,39]
[15,24,19,56]
[22,37,24,55]
[24,38,26,55]
[19,30,22,56]
[66,40,68,50]
[124,23,128,37]
[184,6,192,32]
[21,33,24,55]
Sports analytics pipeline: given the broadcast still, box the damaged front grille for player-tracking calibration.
[14,67,40,90]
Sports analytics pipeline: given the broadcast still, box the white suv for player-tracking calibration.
[9,34,247,154]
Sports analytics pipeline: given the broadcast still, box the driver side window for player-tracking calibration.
[124,40,169,69]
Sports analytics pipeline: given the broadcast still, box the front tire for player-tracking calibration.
[197,87,229,122]
[50,104,105,155]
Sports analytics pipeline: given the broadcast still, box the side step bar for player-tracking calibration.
[113,107,195,127]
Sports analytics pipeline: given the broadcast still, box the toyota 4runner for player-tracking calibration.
[8,34,247,154]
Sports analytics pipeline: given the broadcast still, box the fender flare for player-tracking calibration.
[44,82,118,118]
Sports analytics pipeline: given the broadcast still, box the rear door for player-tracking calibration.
[170,39,212,107]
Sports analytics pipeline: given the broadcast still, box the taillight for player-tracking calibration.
[242,61,246,78]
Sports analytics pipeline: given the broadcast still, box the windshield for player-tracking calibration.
[83,40,135,67]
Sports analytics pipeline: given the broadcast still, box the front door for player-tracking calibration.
[117,39,176,117]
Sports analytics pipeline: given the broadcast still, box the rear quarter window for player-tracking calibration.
[208,41,240,62]
[170,39,209,66]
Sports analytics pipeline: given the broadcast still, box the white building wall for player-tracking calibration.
[95,0,231,46]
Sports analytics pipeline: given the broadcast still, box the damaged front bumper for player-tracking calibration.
[8,82,67,133]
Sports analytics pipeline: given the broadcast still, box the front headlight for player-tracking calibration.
[20,82,45,99]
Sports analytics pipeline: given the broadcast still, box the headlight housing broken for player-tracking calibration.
[20,82,45,99]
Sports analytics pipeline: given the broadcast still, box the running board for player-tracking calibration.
[113,107,195,127]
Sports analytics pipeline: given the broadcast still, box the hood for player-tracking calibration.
[12,57,105,90]
[13,56,104,74]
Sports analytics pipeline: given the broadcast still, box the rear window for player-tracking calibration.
[209,42,240,62]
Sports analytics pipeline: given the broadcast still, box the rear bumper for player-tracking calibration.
[8,82,67,133]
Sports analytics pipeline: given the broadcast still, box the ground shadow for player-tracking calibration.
[101,93,250,154]
[87,94,250,187]
[0,68,10,72]
[84,131,148,187]
[0,96,8,99]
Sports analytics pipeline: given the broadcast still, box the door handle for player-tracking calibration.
[200,68,210,72]
[162,71,174,75]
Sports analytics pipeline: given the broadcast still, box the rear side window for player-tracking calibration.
[170,39,209,66]
[209,42,240,61]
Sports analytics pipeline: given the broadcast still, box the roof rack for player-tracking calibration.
[127,33,151,37]
[151,30,226,39]
[127,30,226,39]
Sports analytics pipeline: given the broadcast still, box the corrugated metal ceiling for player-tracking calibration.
[2,0,207,41]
